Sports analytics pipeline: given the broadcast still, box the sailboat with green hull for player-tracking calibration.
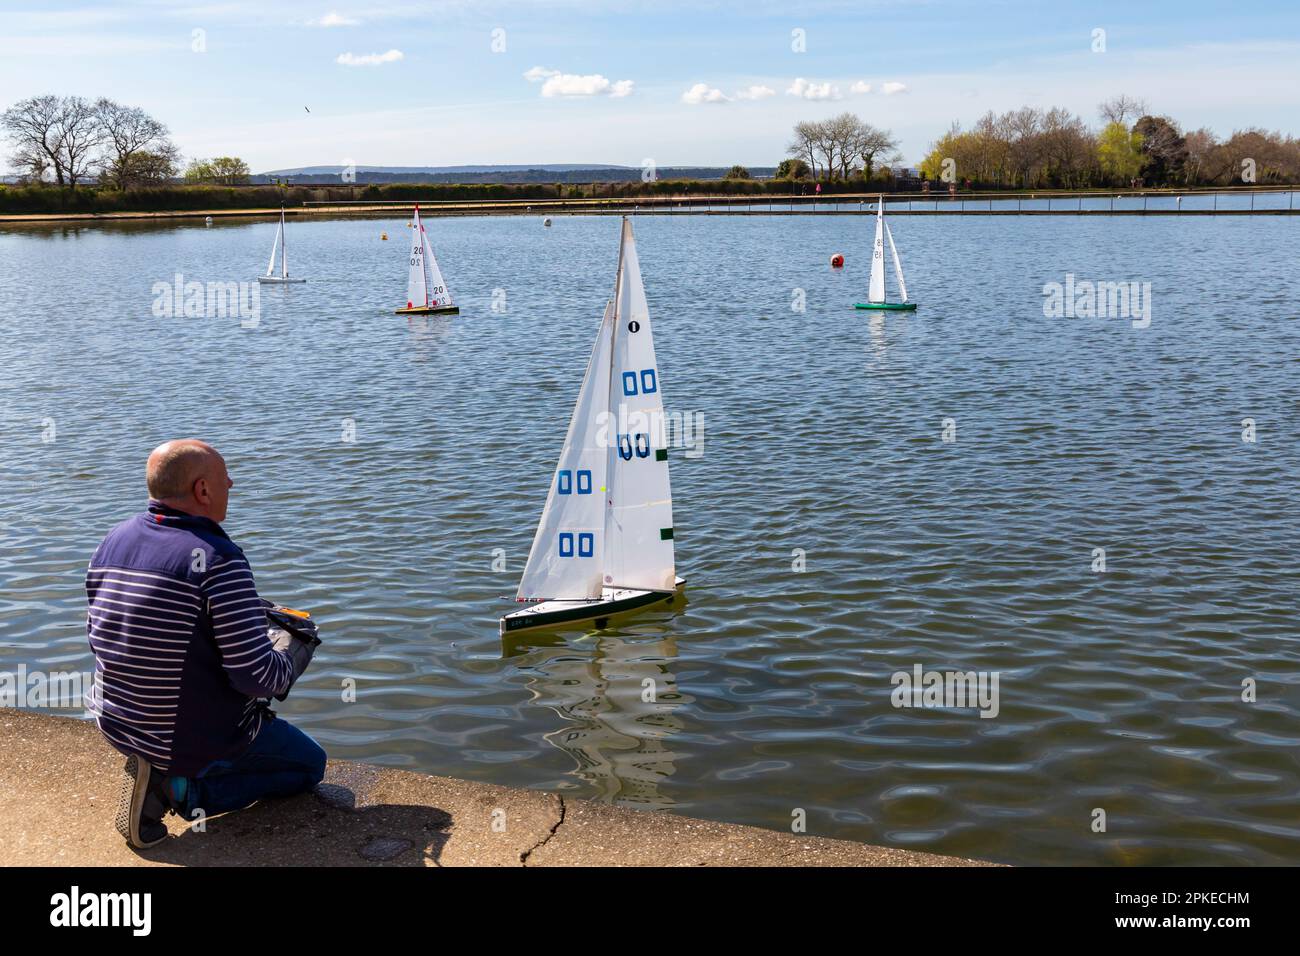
[855,197,916,311]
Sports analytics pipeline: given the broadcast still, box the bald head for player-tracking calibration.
[146,440,233,522]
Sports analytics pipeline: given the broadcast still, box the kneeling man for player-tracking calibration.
[85,439,324,849]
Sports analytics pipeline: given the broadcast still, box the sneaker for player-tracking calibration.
[114,754,169,849]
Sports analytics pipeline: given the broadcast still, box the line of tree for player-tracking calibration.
[1,95,182,189]
[784,112,901,180]
[1,94,256,190]
[183,157,252,186]
[917,95,1300,188]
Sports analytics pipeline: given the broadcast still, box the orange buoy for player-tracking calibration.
[830,253,845,268]
[381,233,388,240]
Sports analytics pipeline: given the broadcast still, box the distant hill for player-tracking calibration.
[252,164,775,184]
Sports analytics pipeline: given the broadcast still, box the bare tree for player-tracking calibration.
[10,143,52,183]
[54,96,104,188]
[2,95,68,186]
[850,118,900,177]
[1040,107,1094,187]
[969,110,1008,183]
[95,99,174,189]
[787,121,823,178]
[812,119,842,178]
[822,113,848,178]
[1181,127,1219,184]
[1098,94,1149,127]
[1004,107,1043,187]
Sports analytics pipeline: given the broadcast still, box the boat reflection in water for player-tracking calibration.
[504,625,692,809]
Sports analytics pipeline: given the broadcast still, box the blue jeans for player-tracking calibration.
[181,716,327,818]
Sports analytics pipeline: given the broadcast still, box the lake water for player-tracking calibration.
[1,211,1297,866]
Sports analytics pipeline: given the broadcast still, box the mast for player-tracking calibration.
[603,218,629,582]
[607,217,628,426]
[280,207,287,278]
[419,205,430,306]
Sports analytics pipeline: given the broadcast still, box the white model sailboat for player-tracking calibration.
[855,196,915,311]
[257,207,306,284]
[502,217,684,635]
[396,204,458,315]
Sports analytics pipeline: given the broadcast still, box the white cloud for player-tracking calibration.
[682,83,729,104]
[881,81,908,95]
[681,83,777,104]
[787,77,841,100]
[312,12,360,27]
[336,49,403,66]
[850,81,872,94]
[524,66,634,97]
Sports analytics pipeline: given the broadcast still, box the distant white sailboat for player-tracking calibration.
[257,207,306,284]
[501,217,684,635]
[856,196,915,311]
[395,204,459,315]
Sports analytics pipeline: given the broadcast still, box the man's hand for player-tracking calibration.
[265,605,321,702]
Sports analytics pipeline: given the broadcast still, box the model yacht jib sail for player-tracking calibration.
[856,196,916,311]
[257,208,306,284]
[502,217,685,635]
[396,204,459,315]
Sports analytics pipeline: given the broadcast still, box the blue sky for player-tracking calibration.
[2,0,1298,172]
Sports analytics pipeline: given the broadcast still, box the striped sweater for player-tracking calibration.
[84,501,295,776]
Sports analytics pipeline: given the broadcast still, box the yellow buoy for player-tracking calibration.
[381,233,388,240]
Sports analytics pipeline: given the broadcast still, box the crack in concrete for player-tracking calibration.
[519,795,565,866]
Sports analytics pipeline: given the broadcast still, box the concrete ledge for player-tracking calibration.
[0,710,993,867]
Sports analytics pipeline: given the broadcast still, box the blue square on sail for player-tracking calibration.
[578,533,594,557]
[577,470,592,494]
[622,371,638,396]
[557,470,572,495]
[558,533,574,557]
[641,369,657,394]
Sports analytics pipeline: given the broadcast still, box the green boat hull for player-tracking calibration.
[855,302,917,311]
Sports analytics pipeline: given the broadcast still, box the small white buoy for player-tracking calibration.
[204,216,213,226]
[543,217,552,227]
